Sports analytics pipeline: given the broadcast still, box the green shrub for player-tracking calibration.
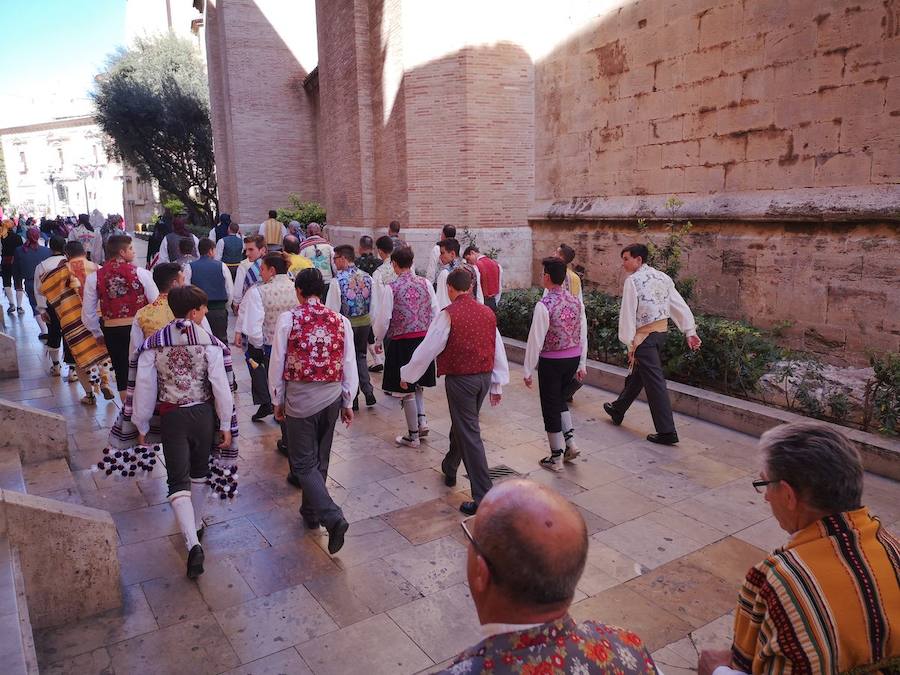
[866,351,900,436]
[276,194,326,227]
[496,288,542,342]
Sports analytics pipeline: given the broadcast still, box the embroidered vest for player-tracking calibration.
[136,296,175,338]
[631,265,673,328]
[388,272,433,338]
[262,218,283,247]
[540,288,581,353]
[221,235,243,264]
[436,295,496,377]
[564,268,582,298]
[155,344,213,405]
[299,237,333,281]
[189,257,228,301]
[283,302,344,382]
[66,258,96,299]
[257,275,297,345]
[336,266,372,319]
[355,253,381,276]
[96,259,148,322]
[475,256,501,297]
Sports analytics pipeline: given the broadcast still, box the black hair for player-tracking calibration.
[447,267,474,292]
[49,235,66,254]
[268,210,277,219]
[168,285,208,318]
[64,240,85,258]
[621,243,649,264]
[198,238,216,256]
[262,252,288,274]
[391,246,414,269]
[334,244,355,261]
[294,267,325,298]
[439,238,460,256]
[375,235,394,254]
[542,256,567,285]
[441,224,456,239]
[558,243,576,264]
[152,262,183,293]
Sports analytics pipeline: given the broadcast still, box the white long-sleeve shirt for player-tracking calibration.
[522,295,588,380]
[157,234,200,263]
[435,264,484,309]
[231,258,257,308]
[182,258,234,303]
[81,266,160,337]
[618,264,696,347]
[128,313,213,361]
[235,284,266,348]
[324,278,341,313]
[33,255,66,310]
[424,244,441,283]
[131,343,234,435]
[371,275,439,343]
[267,301,358,410]
[399,308,509,395]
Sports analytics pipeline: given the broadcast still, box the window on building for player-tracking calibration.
[93,145,99,163]
[19,151,27,174]
[58,148,64,169]
[57,183,68,202]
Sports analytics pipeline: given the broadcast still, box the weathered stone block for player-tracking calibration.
[683,165,725,193]
[0,400,68,464]
[1,489,121,629]
[814,152,873,188]
[716,102,774,136]
[0,334,17,380]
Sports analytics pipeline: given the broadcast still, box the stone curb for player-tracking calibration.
[502,337,900,481]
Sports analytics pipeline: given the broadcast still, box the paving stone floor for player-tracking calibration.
[2,281,898,675]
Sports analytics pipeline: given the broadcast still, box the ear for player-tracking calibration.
[471,555,491,595]
[782,481,800,511]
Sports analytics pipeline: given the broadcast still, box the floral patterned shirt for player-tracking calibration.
[442,616,658,675]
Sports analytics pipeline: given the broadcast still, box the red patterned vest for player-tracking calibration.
[475,256,501,297]
[96,259,148,326]
[540,288,582,353]
[436,294,496,376]
[283,301,345,382]
[387,272,433,339]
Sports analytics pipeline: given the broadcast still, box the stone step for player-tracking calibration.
[0,537,39,674]
[0,454,25,494]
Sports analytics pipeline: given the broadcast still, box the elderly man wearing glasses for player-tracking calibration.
[700,421,900,675]
[442,479,658,674]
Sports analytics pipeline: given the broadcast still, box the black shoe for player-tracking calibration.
[647,432,679,445]
[368,364,383,373]
[302,516,321,530]
[276,440,288,457]
[187,544,205,578]
[459,501,477,516]
[352,398,359,412]
[38,333,48,342]
[327,518,349,554]
[197,525,205,542]
[443,472,457,487]
[286,472,300,488]
[251,404,273,422]
[365,392,377,407]
[603,402,624,426]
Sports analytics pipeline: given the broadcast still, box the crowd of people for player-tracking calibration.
[2,209,897,674]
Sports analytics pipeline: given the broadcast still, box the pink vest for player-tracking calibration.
[388,272,433,339]
[283,302,345,382]
[540,288,581,353]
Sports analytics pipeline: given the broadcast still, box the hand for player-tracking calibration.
[274,404,285,422]
[627,351,635,368]
[399,380,409,390]
[232,334,244,350]
[218,430,232,449]
[523,376,533,389]
[698,649,732,675]
[340,407,353,427]
[489,393,502,407]
[96,335,106,346]
[576,368,586,382]
[40,311,49,323]
[687,334,702,351]
[137,433,146,446]
[374,344,383,355]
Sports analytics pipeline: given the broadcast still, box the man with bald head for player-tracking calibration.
[443,479,658,674]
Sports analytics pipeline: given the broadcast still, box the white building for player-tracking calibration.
[0,115,160,226]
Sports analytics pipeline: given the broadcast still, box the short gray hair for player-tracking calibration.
[760,421,863,513]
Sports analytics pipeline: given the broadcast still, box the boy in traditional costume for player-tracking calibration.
[185,238,233,344]
[372,246,438,448]
[258,209,286,252]
[34,236,67,375]
[434,238,483,310]
[231,235,267,312]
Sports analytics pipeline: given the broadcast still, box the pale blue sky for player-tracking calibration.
[0,0,127,128]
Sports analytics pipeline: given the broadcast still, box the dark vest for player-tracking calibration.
[190,256,228,301]
[221,235,243,264]
[165,233,195,261]
[436,294,496,377]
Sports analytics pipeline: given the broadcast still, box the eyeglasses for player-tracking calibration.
[752,479,780,494]
[460,515,498,577]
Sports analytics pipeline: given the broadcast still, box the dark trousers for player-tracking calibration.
[484,296,498,313]
[246,344,271,406]
[609,331,676,434]
[45,304,63,350]
[441,372,493,504]
[160,402,215,495]
[537,356,580,433]
[353,324,374,398]
[285,397,343,528]
[102,324,133,391]
[206,307,228,344]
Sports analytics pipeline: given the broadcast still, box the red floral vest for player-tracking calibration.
[541,288,581,353]
[388,272,433,339]
[96,259,148,323]
[436,294,496,376]
[283,302,345,382]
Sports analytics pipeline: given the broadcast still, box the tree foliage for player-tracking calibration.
[93,33,217,228]
[0,144,9,207]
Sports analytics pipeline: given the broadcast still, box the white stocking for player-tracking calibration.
[15,289,23,309]
[169,491,200,550]
[3,287,13,307]
[190,478,208,530]
[560,411,575,448]
[546,431,564,453]
[35,313,47,333]
[401,396,419,436]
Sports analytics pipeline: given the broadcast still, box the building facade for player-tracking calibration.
[198,0,900,363]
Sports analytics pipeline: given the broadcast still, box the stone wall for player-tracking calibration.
[205,0,321,225]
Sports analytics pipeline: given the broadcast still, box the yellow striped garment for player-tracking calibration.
[731,508,900,674]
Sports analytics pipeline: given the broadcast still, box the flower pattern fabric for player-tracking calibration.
[336,265,372,318]
[540,288,582,353]
[284,302,345,382]
[629,265,675,329]
[156,345,212,405]
[96,259,148,320]
[387,271,433,338]
[444,616,658,674]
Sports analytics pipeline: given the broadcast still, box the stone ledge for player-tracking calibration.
[528,186,900,223]
[0,400,68,464]
[502,338,900,481]
[1,489,121,630]
[0,334,19,380]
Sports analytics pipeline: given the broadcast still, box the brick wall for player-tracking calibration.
[205,0,320,224]
[535,0,899,199]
